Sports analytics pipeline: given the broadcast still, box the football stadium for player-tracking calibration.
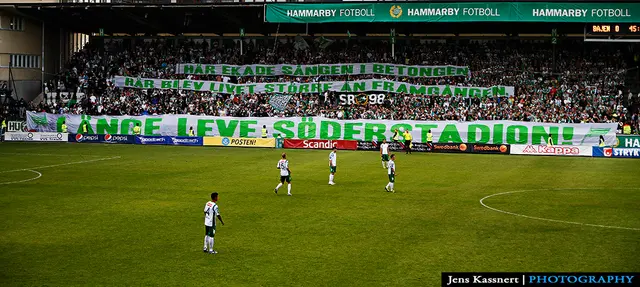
[1,0,639,286]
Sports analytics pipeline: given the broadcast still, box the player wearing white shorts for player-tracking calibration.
[275,153,292,196]
[385,154,396,193]
[380,139,390,169]
[328,147,337,185]
[203,192,224,254]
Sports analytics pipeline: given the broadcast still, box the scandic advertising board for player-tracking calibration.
[510,144,593,156]
[284,139,357,150]
[27,112,618,146]
[204,137,275,148]
[265,2,640,23]
[5,132,67,142]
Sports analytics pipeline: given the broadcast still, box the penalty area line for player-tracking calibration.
[480,188,640,231]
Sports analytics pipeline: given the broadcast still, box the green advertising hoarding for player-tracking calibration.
[615,135,640,148]
[265,2,639,23]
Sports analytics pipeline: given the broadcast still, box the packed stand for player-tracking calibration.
[30,38,640,134]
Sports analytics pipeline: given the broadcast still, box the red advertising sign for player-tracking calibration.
[284,139,357,150]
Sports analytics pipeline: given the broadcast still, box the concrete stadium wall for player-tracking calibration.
[0,9,42,101]
[0,9,86,102]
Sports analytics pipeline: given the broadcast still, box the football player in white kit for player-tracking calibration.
[380,139,390,168]
[203,192,224,254]
[275,153,292,196]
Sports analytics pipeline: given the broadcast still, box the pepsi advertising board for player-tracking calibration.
[68,134,134,144]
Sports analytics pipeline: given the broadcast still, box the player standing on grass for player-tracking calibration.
[380,139,390,169]
[275,153,292,196]
[203,192,224,254]
[385,154,396,193]
[328,147,337,185]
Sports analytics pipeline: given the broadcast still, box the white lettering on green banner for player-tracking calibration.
[113,76,512,97]
[265,2,640,23]
[176,63,470,78]
[27,111,617,146]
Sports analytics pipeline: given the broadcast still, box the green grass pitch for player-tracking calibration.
[0,142,639,286]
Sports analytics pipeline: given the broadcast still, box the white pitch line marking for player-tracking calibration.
[0,156,121,174]
[0,170,42,185]
[0,153,105,157]
[480,188,640,231]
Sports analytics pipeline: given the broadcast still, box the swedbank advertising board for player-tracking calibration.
[265,2,640,23]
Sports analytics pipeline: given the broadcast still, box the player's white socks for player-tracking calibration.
[329,174,334,183]
[390,183,395,191]
[204,236,209,250]
[275,183,283,190]
[382,161,386,168]
[209,236,214,251]
[287,184,291,194]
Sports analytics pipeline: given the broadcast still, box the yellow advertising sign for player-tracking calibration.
[204,136,275,148]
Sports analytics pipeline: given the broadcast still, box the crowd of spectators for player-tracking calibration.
[27,37,640,134]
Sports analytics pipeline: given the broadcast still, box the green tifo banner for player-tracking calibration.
[114,76,513,97]
[176,63,469,78]
[265,2,639,23]
[27,111,616,146]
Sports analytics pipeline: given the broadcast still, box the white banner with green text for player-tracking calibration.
[27,111,617,146]
[114,76,514,97]
[176,63,469,78]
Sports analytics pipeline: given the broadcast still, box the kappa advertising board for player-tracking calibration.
[135,136,203,146]
[5,132,68,142]
[284,139,357,150]
[511,144,593,157]
[204,137,275,148]
[68,134,134,144]
[593,147,640,158]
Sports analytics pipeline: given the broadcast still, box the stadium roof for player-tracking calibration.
[9,0,633,35]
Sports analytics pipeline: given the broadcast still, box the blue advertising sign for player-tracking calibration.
[592,147,640,158]
[68,134,134,144]
[611,148,640,158]
[170,137,203,146]
[135,136,203,146]
[103,134,135,144]
[135,136,169,145]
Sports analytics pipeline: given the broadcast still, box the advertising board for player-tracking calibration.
[284,139,357,150]
[511,145,592,156]
[204,137,275,148]
[7,121,27,132]
[5,132,68,142]
[134,136,203,146]
[68,134,134,144]
[470,144,510,154]
[593,147,640,158]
